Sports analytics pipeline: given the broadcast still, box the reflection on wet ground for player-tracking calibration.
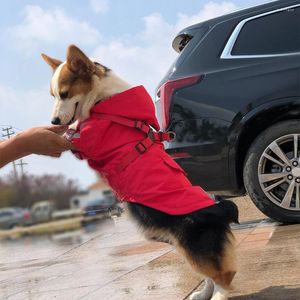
[232,222,300,299]
[0,215,299,299]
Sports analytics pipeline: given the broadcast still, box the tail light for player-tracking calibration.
[157,75,203,129]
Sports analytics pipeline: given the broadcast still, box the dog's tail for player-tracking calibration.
[217,200,239,224]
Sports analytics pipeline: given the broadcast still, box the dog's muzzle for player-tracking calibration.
[51,117,61,125]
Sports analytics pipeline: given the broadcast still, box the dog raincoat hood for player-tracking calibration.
[68,86,215,215]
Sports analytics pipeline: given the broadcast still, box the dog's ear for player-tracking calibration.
[41,54,62,72]
[66,45,95,78]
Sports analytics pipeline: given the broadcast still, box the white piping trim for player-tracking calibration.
[221,3,300,59]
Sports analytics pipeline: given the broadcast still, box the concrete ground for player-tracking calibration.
[0,197,299,299]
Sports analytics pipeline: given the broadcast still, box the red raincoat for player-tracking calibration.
[67,86,215,215]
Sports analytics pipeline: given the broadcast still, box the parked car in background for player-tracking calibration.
[156,0,300,223]
[83,191,123,217]
[30,201,54,223]
[30,201,82,223]
[0,207,30,229]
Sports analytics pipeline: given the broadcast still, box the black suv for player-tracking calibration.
[156,0,300,223]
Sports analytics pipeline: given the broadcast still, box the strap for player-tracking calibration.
[92,113,175,142]
[151,131,175,142]
[93,113,151,135]
[116,137,154,172]
[91,112,176,172]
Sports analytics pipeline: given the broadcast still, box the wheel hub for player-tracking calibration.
[292,167,300,177]
[258,134,300,211]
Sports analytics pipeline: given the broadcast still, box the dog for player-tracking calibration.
[42,45,239,300]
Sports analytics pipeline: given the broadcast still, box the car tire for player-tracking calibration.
[244,120,300,223]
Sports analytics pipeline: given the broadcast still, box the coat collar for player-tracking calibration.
[91,86,160,131]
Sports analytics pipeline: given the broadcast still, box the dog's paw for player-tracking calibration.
[189,292,211,300]
[211,295,228,300]
[211,284,229,300]
[189,279,214,300]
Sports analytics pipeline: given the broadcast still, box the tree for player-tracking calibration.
[0,172,81,209]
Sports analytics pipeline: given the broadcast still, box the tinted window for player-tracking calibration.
[232,7,300,55]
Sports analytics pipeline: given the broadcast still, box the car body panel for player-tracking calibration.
[156,0,300,195]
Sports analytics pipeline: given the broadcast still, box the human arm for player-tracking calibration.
[0,125,74,168]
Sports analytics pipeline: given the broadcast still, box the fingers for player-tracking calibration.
[38,152,62,158]
[46,125,69,134]
[56,137,76,150]
[47,126,77,150]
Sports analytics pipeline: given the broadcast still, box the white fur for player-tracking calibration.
[79,70,130,122]
[211,284,229,300]
[51,62,131,125]
[51,62,79,124]
[190,279,230,300]
[189,278,214,300]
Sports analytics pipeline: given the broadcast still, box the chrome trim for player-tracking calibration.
[221,3,300,59]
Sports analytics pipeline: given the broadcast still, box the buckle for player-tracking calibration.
[135,141,147,154]
[147,131,176,142]
[168,131,176,140]
[157,131,176,141]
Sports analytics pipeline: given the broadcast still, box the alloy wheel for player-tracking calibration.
[258,134,300,211]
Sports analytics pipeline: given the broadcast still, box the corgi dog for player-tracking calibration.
[42,45,239,300]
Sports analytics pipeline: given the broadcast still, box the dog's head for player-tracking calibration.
[42,45,109,125]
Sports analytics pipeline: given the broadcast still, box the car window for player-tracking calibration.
[232,7,300,55]
[0,211,12,217]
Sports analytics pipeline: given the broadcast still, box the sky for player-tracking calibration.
[0,0,273,189]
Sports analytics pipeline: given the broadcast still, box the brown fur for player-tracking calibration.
[58,64,93,99]
[42,45,107,100]
[176,233,236,290]
[41,53,62,72]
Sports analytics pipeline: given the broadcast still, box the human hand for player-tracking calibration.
[16,125,75,157]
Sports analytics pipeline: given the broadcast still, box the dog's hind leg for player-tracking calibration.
[189,279,231,300]
[211,233,236,299]
[180,231,236,300]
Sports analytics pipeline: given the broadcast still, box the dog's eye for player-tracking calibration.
[59,91,69,99]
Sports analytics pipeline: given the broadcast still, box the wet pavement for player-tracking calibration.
[0,199,299,299]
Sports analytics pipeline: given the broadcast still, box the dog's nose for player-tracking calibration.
[51,117,61,125]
